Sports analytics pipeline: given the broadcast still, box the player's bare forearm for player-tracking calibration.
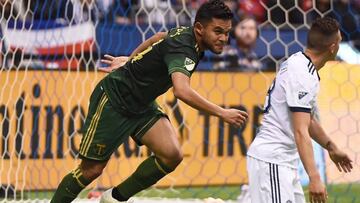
[309,118,336,151]
[310,118,353,173]
[292,112,320,180]
[178,87,224,117]
[172,73,224,117]
[129,32,167,58]
[171,72,247,127]
[294,121,328,203]
[295,130,320,180]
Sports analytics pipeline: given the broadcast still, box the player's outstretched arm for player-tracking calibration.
[98,32,167,73]
[291,111,327,203]
[99,55,129,73]
[129,32,167,59]
[171,72,248,127]
[309,117,353,173]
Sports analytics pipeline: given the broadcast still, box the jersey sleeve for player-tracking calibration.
[163,28,198,77]
[164,53,197,77]
[285,70,317,113]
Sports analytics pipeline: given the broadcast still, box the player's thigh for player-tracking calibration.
[79,90,137,161]
[247,156,272,203]
[139,117,181,161]
[247,157,298,203]
[272,164,303,203]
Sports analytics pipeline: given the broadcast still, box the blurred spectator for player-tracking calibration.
[328,0,360,51]
[211,15,263,71]
[134,0,178,25]
[23,0,73,22]
[223,0,238,17]
[0,0,25,68]
[24,0,113,24]
[102,0,137,24]
[183,0,207,24]
[239,0,266,23]
[302,0,331,13]
[1,0,18,21]
[303,0,360,51]
[1,0,27,21]
[70,0,97,23]
[266,0,303,26]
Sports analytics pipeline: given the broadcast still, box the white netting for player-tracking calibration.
[0,0,359,202]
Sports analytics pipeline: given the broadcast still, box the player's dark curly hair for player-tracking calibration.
[307,17,340,51]
[194,0,234,25]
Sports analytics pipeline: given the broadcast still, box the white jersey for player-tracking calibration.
[247,52,320,169]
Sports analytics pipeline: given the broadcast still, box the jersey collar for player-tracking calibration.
[191,27,204,57]
[302,52,320,81]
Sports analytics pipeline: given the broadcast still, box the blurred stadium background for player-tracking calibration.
[0,0,359,202]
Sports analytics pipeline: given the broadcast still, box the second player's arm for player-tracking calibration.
[292,112,321,181]
[309,117,353,172]
[309,117,335,149]
[171,72,247,127]
[291,111,327,203]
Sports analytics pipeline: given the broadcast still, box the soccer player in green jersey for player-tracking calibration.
[51,1,248,202]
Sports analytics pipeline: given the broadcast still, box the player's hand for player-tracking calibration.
[328,147,353,173]
[221,108,248,127]
[99,55,129,73]
[308,178,327,203]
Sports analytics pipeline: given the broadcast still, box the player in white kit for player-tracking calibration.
[247,17,353,203]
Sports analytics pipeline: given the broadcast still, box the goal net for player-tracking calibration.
[0,0,359,202]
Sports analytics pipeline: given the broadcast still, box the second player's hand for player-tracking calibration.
[328,147,353,173]
[99,55,129,73]
[221,108,248,127]
[309,179,327,203]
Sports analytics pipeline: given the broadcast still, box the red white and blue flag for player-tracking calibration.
[3,20,95,69]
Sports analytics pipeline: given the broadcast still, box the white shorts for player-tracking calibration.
[247,156,305,203]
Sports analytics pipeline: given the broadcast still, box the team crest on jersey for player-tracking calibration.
[95,144,106,155]
[184,57,195,71]
[298,91,308,99]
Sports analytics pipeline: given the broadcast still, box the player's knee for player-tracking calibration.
[80,161,107,180]
[171,149,183,166]
[81,165,104,180]
[160,148,183,170]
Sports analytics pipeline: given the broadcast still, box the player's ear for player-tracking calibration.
[329,42,337,54]
[194,21,204,36]
[329,32,341,54]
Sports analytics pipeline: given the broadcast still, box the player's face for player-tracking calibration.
[201,18,232,54]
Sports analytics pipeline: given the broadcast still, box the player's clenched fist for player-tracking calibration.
[220,108,248,127]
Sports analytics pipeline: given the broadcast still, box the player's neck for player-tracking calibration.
[304,49,326,71]
[194,31,206,52]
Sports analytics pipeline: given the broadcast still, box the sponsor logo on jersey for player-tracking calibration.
[184,57,195,71]
[298,91,308,99]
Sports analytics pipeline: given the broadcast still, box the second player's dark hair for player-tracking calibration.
[307,17,340,52]
[194,0,233,25]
